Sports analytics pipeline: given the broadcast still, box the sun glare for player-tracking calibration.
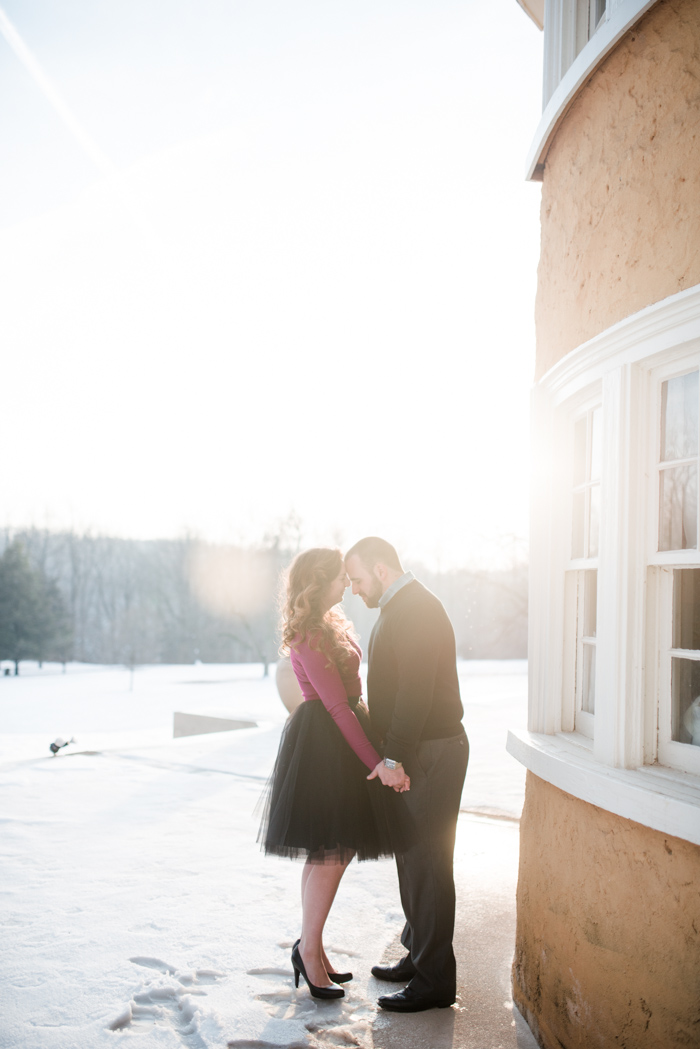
[0,0,542,570]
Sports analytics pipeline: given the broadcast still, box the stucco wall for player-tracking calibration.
[535,0,700,379]
[512,773,700,1049]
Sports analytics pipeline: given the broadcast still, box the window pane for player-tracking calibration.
[582,643,596,714]
[572,491,585,558]
[673,569,700,650]
[589,484,600,557]
[584,571,597,637]
[573,417,587,487]
[659,464,698,551]
[671,657,700,746]
[590,408,602,482]
[661,371,698,462]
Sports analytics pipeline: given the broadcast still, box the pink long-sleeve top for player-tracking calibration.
[290,635,381,771]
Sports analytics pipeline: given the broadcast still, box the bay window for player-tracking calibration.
[512,287,700,846]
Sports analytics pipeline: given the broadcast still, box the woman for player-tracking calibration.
[259,547,410,1001]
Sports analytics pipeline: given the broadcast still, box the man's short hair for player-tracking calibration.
[345,537,403,573]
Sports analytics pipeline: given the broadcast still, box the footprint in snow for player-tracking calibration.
[108,957,225,1046]
[128,955,177,975]
[246,966,291,977]
[227,1042,308,1049]
[245,947,375,1048]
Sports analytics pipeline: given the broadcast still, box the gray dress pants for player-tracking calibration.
[397,730,469,999]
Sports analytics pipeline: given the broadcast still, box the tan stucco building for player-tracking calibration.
[509,2,700,1046]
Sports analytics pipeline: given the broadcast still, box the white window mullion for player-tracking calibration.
[564,0,581,68]
[643,566,662,764]
[575,0,591,57]
[625,362,649,767]
[595,364,646,768]
[594,367,621,764]
[589,0,607,38]
[542,0,562,107]
[562,571,577,732]
[543,0,578,107]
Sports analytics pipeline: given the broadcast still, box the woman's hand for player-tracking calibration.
[367,761,410,793]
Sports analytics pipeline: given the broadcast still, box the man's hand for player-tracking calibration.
[367,761,410,793]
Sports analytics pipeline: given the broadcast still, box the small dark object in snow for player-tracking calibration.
[50,737,74,756]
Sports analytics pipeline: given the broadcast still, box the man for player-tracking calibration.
[344,537,469,1013]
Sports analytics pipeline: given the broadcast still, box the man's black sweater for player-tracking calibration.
[367,580,464,765]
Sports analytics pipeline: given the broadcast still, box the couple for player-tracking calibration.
[259,537,469,1013]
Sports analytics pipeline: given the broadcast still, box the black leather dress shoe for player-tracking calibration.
[370,958,416,982]
[377,986,455,1012]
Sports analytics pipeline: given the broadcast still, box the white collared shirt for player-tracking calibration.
[378,571,415,609]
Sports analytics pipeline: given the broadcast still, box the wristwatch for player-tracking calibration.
[383,758,403,771]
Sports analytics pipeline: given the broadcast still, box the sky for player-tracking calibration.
[0,0,543,569]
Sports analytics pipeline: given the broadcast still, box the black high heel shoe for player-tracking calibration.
[292,939,353,984]
[291,944,344,1000]
[328,969,353,984]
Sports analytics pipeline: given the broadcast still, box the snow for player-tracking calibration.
[0,659,527,1049]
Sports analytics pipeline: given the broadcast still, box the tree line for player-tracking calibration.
[0,528,527,673]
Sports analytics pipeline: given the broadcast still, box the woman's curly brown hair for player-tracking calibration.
[280,547,357,669]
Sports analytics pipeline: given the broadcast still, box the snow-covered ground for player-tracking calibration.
[0,659,528,1049]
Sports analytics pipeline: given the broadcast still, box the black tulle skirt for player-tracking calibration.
[258,698,414,863]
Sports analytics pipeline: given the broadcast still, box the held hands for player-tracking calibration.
[367,761,410,793]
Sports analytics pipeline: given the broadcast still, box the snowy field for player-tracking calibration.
[0,660,528,1049]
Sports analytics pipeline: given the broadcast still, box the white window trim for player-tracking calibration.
[518,283,700,844]
[506,728,700,847]
[570,570,596,734]
[542,284,700,406]
[566,401,602,738]
[645,359,700,777]
[529,0,658,180]
[648,361,700,566]
[653,567,700,777]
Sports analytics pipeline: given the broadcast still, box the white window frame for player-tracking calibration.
[651,569,700,777]
[563,397,602,739]
[645,358,700,777]
[575,0,608,64]
[647,361,700,568]
[576,570,597,725]
[513,284,700,847]
[563,569,598,737]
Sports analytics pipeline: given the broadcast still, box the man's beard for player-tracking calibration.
[362,578,383,608]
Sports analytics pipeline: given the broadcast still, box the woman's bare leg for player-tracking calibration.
[298,852,354,987]
[302,860,335,973]
[301,860,313,908]
[300,861,340,974]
